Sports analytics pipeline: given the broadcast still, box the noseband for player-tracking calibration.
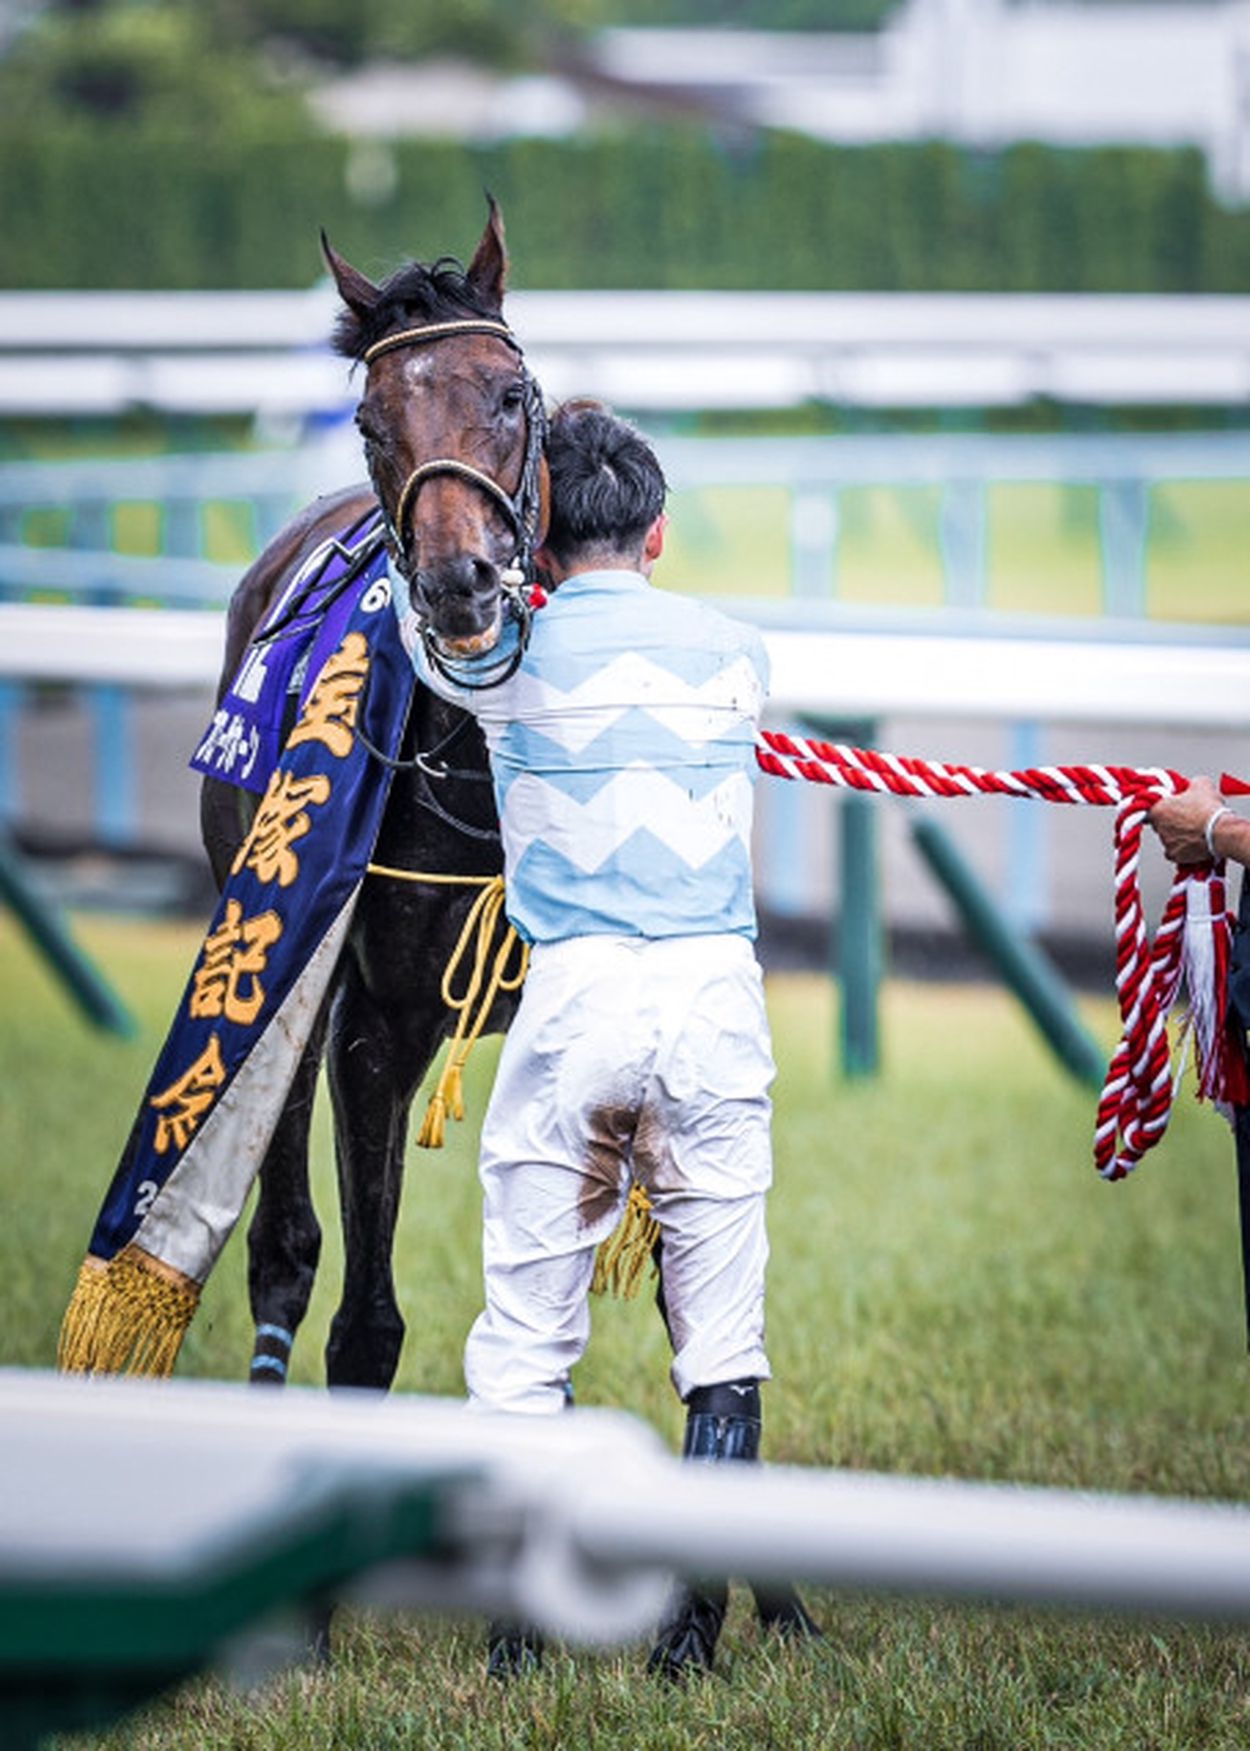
[361,317,547,690]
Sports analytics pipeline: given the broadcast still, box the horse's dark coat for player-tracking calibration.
[201,213,818,1644]
[202,212,528,1389]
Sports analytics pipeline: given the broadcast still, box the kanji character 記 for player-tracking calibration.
[189,900,283,1027]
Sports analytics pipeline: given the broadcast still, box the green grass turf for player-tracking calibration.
[4,913,1250,1747]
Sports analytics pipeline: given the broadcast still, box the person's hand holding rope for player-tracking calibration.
[1151,775,1249,868]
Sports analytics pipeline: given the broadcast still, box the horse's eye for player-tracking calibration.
[500,383,525,414]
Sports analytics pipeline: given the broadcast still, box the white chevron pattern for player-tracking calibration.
[492,651,765,756]
[504,764,754,872]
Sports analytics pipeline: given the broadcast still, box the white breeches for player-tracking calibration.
[464,933,774,1415]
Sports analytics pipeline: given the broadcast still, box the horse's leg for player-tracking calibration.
[198,772,324,1389]
[245,1009,329,1387]
[323,955,444,1390]
[248,1022,340,1671]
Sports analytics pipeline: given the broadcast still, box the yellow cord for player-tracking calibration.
[364,862,654,1299]
[590,1181,660,1299]
[365,867,529,1147]
[365,865,498,886]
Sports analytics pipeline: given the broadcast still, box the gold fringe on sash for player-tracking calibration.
[591,1181,660,1300]
[58,1246,200,1378]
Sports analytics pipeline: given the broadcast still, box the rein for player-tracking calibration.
[362,316,548,693]
[251,512,386,650]
[351,667,501,843]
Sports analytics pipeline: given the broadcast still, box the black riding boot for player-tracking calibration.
[647,1380,761,1682]
[651,1244,820,1648]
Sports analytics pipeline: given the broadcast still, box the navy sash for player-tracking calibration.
[82,528,413,1284]
[190,508,386,795]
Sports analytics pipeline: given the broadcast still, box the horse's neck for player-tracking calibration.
[412,688,488,771]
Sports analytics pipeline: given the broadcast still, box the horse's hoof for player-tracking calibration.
[646,1584,726,1682]
[486,1621,543,1680]
[308,1602,334,1667]
[753,1586,823,1641]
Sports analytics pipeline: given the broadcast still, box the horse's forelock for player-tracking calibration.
[331,255,504,362]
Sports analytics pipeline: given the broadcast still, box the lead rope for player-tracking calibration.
[756,733,1250,1179]
[364,867,529,1147]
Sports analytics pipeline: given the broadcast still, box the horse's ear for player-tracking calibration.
[467,196,508,310]
[320,230,380,319]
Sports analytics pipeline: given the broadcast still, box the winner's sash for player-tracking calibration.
[59,527,413,1376]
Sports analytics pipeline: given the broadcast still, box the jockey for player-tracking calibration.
[391,401,793,1679]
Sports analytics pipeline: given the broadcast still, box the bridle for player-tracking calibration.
[361,317,548,691]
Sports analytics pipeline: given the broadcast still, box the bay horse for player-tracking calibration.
[201,203,540,1392]
[201,205,818,1655]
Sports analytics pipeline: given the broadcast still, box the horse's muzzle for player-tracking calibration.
[413,555,505,657]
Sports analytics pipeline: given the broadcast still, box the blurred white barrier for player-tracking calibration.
[7,1368,1250,1648]
[3,600,1248,730]
[4,290,1250,412]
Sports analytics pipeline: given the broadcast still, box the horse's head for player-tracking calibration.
[323,201,546,663]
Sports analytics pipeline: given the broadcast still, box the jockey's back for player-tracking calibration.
[398,567,769,946]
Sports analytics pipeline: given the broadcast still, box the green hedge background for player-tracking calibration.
[3,129,1246,293]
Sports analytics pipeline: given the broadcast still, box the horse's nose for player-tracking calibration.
[415,554,496,604]
[415,554,501,638]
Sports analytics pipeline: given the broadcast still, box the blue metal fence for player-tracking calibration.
[1,428,1245,864]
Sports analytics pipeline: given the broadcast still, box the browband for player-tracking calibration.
[362,319,520,365]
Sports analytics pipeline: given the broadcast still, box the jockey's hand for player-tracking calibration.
[1149,775,1225,865]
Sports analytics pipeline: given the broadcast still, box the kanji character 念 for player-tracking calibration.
[149,1035,227,1155]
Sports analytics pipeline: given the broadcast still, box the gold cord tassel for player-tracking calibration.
[56,1256,111,1372]
[416,876,528,1149]
[58,1246,200,1378]
[591,1181,661,1300]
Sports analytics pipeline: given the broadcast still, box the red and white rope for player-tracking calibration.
[755,731,1247,1181]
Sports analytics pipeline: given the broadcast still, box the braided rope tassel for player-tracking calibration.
[755,733,1239,1180]
[416,876,529,1149]
[1093,793,1188,1178]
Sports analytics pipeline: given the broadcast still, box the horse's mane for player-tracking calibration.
[332,256,503,361]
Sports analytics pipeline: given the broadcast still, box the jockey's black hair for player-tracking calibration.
[331,255,503,362]
[542,401,668,566]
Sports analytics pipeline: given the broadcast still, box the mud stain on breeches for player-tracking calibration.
[579,1101,669,1228]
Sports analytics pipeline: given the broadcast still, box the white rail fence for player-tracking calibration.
[4,289,1250,413]
[7,1371,1250,1685]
